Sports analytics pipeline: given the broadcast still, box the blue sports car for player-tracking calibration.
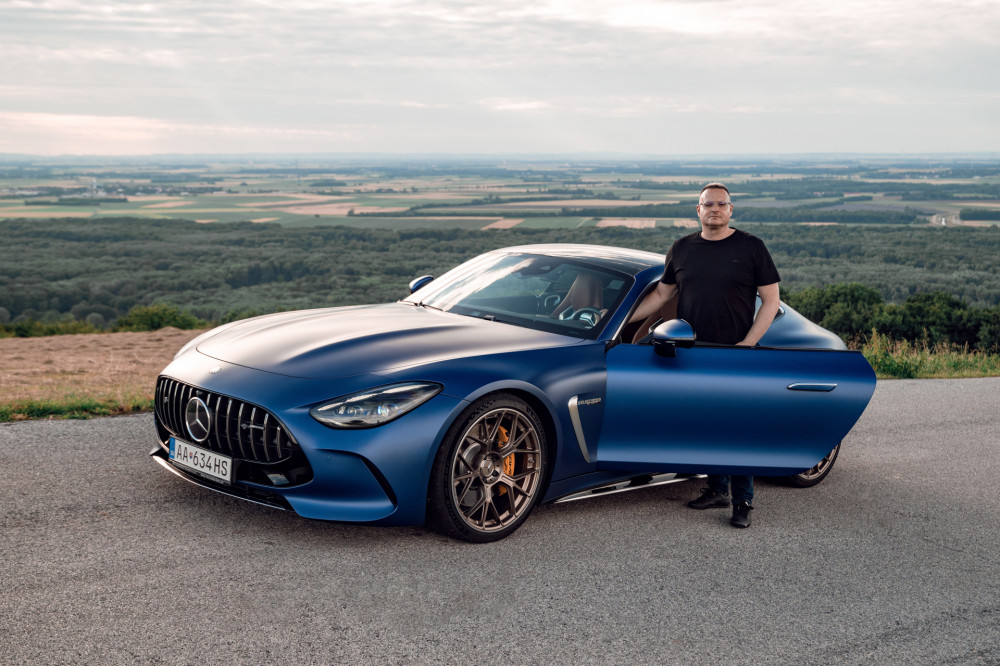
[152,244,876,542]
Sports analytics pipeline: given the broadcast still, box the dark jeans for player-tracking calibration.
[708,474,754,505]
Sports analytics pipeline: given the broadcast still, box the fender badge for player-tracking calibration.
[209,366,222,374]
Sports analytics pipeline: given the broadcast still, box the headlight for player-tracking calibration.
[309,382,443,429]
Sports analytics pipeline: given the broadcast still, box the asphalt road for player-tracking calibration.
[2,378,999,665]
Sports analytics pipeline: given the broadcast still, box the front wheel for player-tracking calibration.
[427,394,547,542]
[784,442,840,488]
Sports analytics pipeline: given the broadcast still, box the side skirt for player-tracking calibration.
[552,472,706,504]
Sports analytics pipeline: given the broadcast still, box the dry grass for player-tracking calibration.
[0,328,203,420]
[859,331,1000,379]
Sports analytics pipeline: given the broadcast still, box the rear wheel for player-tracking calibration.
[427,394,547,542]
[785,442,840,488]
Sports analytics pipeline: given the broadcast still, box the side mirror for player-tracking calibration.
[408,275,435,294]
[651,319,696,357]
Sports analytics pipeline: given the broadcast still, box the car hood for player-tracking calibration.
[194,303,580,379]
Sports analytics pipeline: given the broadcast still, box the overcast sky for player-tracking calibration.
[2,0,998,156]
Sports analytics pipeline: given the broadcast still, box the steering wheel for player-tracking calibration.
[569,307,603,327]
[539,293,561,313]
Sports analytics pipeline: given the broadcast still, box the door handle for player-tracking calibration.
[787,383,837,392]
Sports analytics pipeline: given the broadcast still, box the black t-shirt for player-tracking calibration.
[660,229,780,344]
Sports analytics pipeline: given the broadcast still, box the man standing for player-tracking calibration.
[628,183,781,528]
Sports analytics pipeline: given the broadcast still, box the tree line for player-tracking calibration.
[960,209,1000,221]
[782,284,1000,353]
[2,217,999,348]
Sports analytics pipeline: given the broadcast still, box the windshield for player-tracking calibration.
[404,252,633,339]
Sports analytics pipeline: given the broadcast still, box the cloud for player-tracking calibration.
[0,111,360,154]
[480,99,552,112]
[1,0,998,153]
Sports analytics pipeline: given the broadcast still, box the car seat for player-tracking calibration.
[552,272,604,319]
[631,291,679,343]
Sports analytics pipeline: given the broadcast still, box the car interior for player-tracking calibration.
[550,272,606,321]
[611,281,679,345]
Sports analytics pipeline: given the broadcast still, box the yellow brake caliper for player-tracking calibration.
[498,426,514,494]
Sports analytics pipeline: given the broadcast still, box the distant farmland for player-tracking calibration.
[3,156,999,229]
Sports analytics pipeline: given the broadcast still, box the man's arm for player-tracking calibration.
[628,281,677,324]
[737,282,780,347]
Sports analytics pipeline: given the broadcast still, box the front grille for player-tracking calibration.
[155,376,296,464]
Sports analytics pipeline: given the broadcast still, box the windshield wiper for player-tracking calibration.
[472,312,519,326]
[416,301,443,311]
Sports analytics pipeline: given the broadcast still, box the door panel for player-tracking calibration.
[596,344,876,475]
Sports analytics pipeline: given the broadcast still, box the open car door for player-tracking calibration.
[596,339,876,476]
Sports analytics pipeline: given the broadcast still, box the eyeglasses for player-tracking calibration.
[699,201,731,209]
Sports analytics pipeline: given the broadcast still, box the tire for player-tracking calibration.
[427,393,547,542]
[784,442,840,488]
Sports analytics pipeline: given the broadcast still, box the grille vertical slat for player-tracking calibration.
[160,379,170,429]
[261,412,271,462]
[168,380,179,433]
[236,402,247,459]
[184,385,194,436]
[155,377,295,465]
[165,379,175,431]
[225,398,234,454]
[173,380,184,435]
[248,407,259,461]
[211,394,226,455]
[171,381,181,432]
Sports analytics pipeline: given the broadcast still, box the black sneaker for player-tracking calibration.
[731,501,754,528]
[687,488,731,510]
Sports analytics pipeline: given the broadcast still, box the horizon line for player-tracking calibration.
[3,151,1000,162]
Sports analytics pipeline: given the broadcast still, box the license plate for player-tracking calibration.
[169,437,233,484]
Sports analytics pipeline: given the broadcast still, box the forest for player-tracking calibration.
[2,216,999,351]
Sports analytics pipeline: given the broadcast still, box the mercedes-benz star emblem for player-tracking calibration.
[185,397,212,442]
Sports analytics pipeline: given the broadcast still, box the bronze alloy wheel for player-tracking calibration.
[786,442,841,488]
[428,394,547,542]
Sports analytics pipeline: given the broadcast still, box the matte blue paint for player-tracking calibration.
[598,344,876,475]
[152,244,877,528]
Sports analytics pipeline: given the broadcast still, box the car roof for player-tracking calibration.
[490,243,664,276]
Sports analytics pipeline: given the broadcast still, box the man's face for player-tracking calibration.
[697,188,732,231]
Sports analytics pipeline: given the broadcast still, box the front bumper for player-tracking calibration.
[152,355,468,526]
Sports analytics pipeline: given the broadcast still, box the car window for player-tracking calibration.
[404,253,632,339]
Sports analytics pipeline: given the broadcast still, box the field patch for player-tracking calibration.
[596,218,657,229]
[283,203,408,215]
[0,328,203,409]
[0,209,94,218]
[495,199,658,209]
[237,194,340,208]
[402,192,472,200]
[482,218,523,229]
[142,201,195,208]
